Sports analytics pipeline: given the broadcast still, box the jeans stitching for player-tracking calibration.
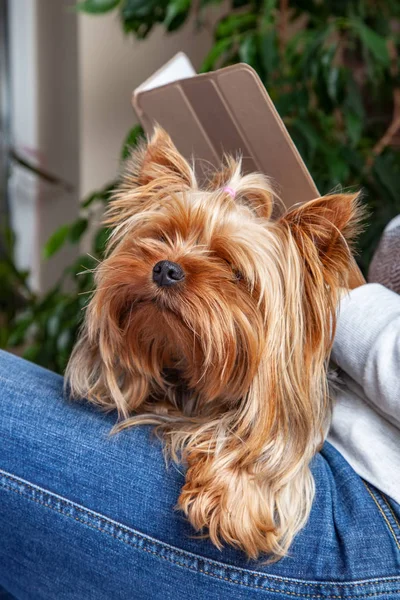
[1,471,399,598]
[2,469,397,589]
[363,482,400,551]
[381,494,400,540]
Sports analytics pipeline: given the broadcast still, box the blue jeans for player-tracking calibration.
[0,350,399,599]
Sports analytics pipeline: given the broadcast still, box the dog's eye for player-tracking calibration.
[233,268,243,282]
[222,258,243,282]
[224,259,243,282]
[158,234,167,243]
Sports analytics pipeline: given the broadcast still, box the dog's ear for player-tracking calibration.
[105,127,195,230]
[126,126,194,189]
[281,193,364,277]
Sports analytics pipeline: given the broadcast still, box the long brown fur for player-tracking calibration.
[66,127,364,561]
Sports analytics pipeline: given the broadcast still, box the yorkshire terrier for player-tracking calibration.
[67,127,363,561]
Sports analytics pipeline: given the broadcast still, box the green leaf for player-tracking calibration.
[292,119,320,154]
[327,65,339,103]
[7,317,33,347]
[22,343,42,363]
[81,191,102,209]
[122,18,154,39]
[215,12,257,40]
[239,33,258,68]
[259,29,277,78]
[324,148,350,184]
[345,75,364,117]
[261,0,277,24]
[57,329,73,353]
[164,0,191,31]
[200,0,224,5]
[47,314,61,338]
[94,227,110,256]
[298,26,334,75]
[66,254,97,277]
[17,269,30,283]
[43,225,70,259]
[81,182,116,208]
[2,226,16,254]
[345,110,363,146]
[121,125,144,160]
[373,153,400,205]
[34,286,61,314]
[75,0,120,14]
[121,0,160,20]
[276,90,307,118]
[201,38,232,72]
[68,218,88,243]
[352,20,390,66]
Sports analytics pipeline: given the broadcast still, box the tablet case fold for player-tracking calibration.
[133,63,319,209]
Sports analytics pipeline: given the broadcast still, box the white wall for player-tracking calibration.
[8,0,80,292]
[78,10,219,198]
[8,0,40,289]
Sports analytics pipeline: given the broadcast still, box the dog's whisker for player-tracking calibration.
[77,268,96,276]
[86,253,101,264]
[78,289,96,296]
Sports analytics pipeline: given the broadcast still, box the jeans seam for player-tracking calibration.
[1,470,400,599]
[363,481,400,551]
[381,494,400,534]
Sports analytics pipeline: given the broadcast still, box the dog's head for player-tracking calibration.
[67,127,363,559]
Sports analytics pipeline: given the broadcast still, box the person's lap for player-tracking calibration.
[0,350,399,599]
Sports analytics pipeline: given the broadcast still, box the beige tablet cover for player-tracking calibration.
[132,62,364,286]
[133,63,319,209]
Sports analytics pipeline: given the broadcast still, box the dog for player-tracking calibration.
[67,127,363,561]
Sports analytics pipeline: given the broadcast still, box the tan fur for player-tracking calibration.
[66,127,364,561]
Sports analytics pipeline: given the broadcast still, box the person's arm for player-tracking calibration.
[332,283,400,427]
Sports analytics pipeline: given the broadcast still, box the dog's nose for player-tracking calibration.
[152,260,185,287]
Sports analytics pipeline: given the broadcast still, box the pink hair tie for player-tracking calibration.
[223,186,236,199]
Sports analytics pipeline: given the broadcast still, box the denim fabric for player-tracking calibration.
[0,350,399,599]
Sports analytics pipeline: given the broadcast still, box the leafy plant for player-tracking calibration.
[1,125,142,372]
[199,0,400,269]
[1,0,400,373]
[76,0,193,35]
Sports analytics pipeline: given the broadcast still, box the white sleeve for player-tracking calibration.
[331,283,400,428]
